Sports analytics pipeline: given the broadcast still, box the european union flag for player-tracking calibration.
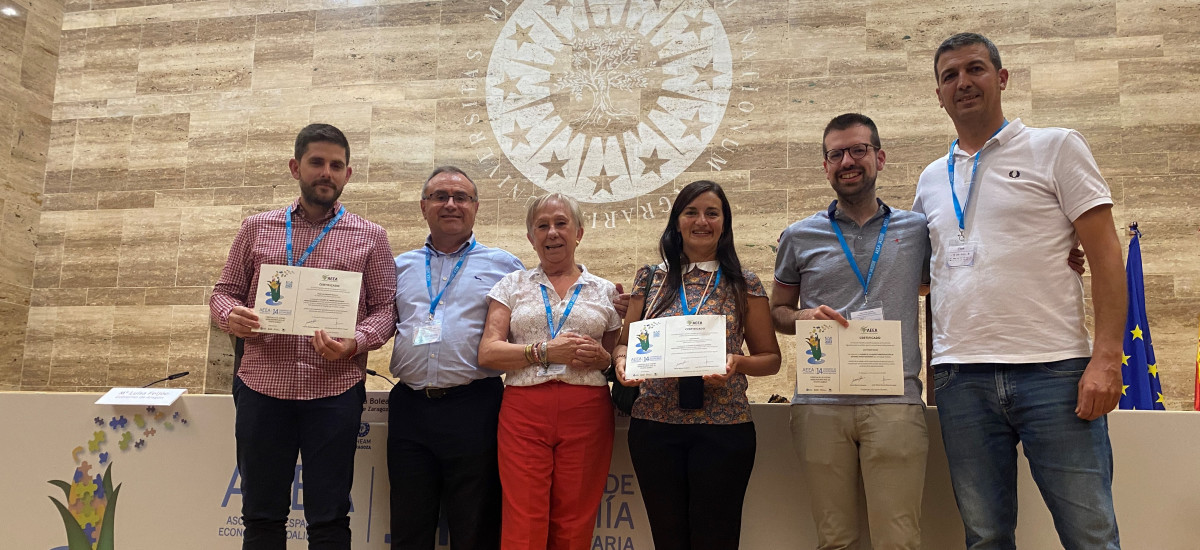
[1119,225,1165,410]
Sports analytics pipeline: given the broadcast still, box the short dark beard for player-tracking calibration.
[301,179,340,209]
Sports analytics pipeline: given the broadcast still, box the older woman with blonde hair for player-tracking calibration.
[478,193,623,550]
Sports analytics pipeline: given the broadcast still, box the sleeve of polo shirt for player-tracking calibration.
[353,225,399,353]
[1053,130,1113,222]
[773,225,802,287]
[210,217,256,333]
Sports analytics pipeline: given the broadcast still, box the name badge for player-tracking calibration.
[946,241,977,268]
[851,307,884,321]
[536,363,567,377]
[413,319,442,345]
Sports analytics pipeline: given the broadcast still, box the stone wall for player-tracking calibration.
[12,0,1200,408]
[1,0,61,390]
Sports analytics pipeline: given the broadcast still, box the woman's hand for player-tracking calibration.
[703,354,739,386]
[544,333,592,365]
[567,334,611,370]
[614,354,644,387]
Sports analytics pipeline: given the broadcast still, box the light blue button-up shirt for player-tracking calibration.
[389,234,524,389]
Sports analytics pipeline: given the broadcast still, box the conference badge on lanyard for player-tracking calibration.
[414,242,477,345]
[537,283,582,376]
[945,121,1006,268]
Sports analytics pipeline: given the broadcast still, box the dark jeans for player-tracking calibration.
[233,376,365,550]
[387,377,503,550]
[627,418,757,550]
[934,358,1120,550]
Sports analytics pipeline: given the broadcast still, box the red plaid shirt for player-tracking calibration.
[210,199,397,400]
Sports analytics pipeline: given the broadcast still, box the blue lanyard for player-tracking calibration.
[679,268,721,315]
[829,207,890,301]
[424,241,476,320]
[285,205,344,267]
[947,120,1008,234]
[541,283,583,339]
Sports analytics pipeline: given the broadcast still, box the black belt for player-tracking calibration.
[405,377,499,399]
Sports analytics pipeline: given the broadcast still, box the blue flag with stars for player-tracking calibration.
[1119,226,1165,410]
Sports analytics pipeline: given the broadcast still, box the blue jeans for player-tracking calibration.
[933,358,1119,550]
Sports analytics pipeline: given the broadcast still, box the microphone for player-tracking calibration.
[365,369,396,387]
[143,371,191,388]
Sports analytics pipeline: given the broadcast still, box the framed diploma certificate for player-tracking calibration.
[794,320,903,395]
[252,264,362,339]
[625,315,726,379]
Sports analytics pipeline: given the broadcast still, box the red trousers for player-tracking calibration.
[498,381,615,550]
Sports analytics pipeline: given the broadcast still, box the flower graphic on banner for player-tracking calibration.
[47,407,190,550]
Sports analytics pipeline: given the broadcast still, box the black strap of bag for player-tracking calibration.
[608,265,656,414]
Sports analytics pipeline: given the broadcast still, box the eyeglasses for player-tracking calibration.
[824,143,878,163]
[423,191,477,204]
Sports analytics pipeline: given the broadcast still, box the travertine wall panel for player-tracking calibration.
[2,0,62,390]
[7,0,1199,408]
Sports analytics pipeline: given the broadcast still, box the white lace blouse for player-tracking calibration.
[486,265,622,387]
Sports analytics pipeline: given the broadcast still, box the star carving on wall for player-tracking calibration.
[545,0,572,17]
[540,151,570,180]
[504,120,532,149]
[507,23,537,51]
[591,166,618,196]
[493,72,522,100]
[679,110,709,141]
[680,11,711,40]
[691,59,722,89]
[639,148,669,177]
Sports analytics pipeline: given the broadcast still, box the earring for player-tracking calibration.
[576,239,581,245]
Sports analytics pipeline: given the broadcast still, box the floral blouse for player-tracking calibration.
[487,265,622,387]
[630,262,766,424]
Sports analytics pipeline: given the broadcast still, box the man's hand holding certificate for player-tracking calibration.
[795,320,903,395]
[625,315,726,379]
[252,264,362,339]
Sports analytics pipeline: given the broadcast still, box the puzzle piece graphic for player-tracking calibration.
[118,431,133,451]
[78,461,92,479]
[82,523,97,544]
[154,411,165,421]
[93,475,105,500]
[69,477,97,502]
[163,421,173,429]
[98,452,109,465]
[94,416,104,426]
[143,428,156,437]
[134,439,145,449]
[133,414,146,429]
[88,431,106,452]
[72,446,85,463]
[145,406,156,414]
[109,416,127,430]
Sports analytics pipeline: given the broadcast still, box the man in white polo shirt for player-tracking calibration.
[915,32,1126,549]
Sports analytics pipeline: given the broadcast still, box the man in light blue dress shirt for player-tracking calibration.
[388,166,523,550]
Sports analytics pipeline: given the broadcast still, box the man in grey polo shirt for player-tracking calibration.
[770,113,930,549]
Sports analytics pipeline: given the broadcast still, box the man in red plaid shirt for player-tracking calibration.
[210,123,397,549]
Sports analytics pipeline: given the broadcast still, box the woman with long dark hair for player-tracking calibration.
[614,180,781,550]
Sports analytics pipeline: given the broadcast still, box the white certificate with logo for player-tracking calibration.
[625,315,726,379]
[252,264,362,339]
[794,320,903,395]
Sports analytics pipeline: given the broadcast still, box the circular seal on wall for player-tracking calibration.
[486,0,733,203]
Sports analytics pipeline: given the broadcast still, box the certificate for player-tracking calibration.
[794,320,903,395]
[625,315,726,379]
[252,264,362,339]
